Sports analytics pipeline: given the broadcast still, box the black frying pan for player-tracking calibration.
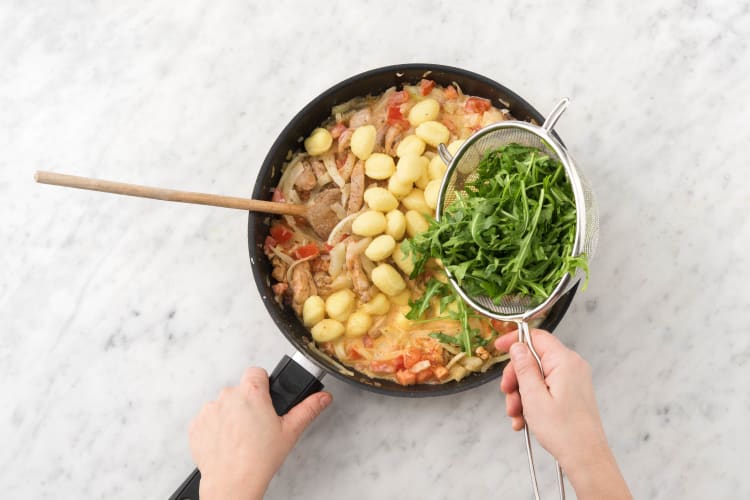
[169,63,578,500]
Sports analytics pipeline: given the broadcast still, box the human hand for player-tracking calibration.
[495,330,631,500]
[188,367,332,500]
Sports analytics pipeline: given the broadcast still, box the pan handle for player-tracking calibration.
[168,352,325,500]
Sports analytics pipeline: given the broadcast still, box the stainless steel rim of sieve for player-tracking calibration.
[435,98,598,500]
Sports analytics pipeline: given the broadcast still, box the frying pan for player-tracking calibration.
[169,63,578,500]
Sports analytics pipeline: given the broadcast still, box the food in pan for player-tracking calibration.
[264,80,525,385]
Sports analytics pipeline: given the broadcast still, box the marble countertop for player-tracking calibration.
[2,1,748,498]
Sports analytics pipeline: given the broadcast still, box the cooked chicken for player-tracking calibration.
[290,261,317,315]
[347,160,364,214]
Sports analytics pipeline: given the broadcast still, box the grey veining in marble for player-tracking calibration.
[1,1,749,499]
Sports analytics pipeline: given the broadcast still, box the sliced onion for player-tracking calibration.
[333,339,347,361]
[286,188,302,205]
[277,158,304,199]
[340,184,351,209]
[326,212,359,247]
[347,236,371,257]
[359,254,375,280]
[328,242,347,278]
[329,202,346,219]
[285,253,319,284]
[445,351,466,369]
[268,244,295,266]
[317,172,332,186]
[409,359,432,373]
[322,154,345,187]
[307,341,355,376]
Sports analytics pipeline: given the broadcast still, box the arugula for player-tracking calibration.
[404,143,588,304]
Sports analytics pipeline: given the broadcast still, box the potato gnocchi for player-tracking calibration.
[265,80,518,385]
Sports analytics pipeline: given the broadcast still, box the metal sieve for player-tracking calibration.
[436,98,599,500]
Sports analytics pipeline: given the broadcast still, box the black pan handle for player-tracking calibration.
[168,353,325,500]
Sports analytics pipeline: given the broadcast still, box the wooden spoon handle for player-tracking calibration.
[34,171,307,217]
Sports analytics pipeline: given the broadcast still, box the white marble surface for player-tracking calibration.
[2,1,749,498]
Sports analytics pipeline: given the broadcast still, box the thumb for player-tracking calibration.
[510,343,549,404]
[282,392,333,440]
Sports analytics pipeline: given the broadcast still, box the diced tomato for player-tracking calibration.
[403,348,422,370]
[432,365,450,381]
[264,235,277,252]
[416,368,435,383]
[464,96,492,113]
[491,319,517,334]
[419,79,435,96]
[388,90,410,106]
[330,122,347,139]
[362,334,374,348]
[396,369,417,386]
[441,117,457,134]
[270,224,293,244]
[370,357,404,374]
[293,243,319,259]
[444,85,458,100]
[271,188,285,203]
[387,105,408,127]
[347,344,365,360]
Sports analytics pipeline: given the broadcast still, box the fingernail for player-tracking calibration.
[318,393,332,410]
[510,343,528,359]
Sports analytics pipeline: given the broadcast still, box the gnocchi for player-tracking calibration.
[361,293,391,316]
[405,210,430,237]
[415,120,450,147]
[396,135,426,158]
[302,295,325,327]
[346,311,373,337]
[352,210,387,236]
[365,234,397,261]
[392,245,415,276]
[311,319,345,342]
[364,187,399,212]
[401,189,431,215]
[385,209,406,240]
[351,125,377,160]
[396,156,427,183]
[408,98,440,127]
[387,172,413,198]
[325,289,356,322]
[424,179,441,209]
[304,128,333,156]
[365,153,396,179]
[371,263,406,296]
[428,155,447,180]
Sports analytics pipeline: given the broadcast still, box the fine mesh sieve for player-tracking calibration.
[435,98,599,500]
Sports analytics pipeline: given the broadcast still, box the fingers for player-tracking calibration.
[511,416,525,431]
[240,367,270,394]
[505,390,522,418]
[282,391,333,441]
[509,342,549,404]
[494,329,563,357]
[500,359,518,394]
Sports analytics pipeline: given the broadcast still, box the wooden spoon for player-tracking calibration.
[34,171,341,239]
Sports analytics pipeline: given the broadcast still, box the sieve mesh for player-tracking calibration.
[437,103,598,320]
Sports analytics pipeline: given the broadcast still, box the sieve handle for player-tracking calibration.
[437,143,453,165]
[542,98,569,132]
[517,321,566,500]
